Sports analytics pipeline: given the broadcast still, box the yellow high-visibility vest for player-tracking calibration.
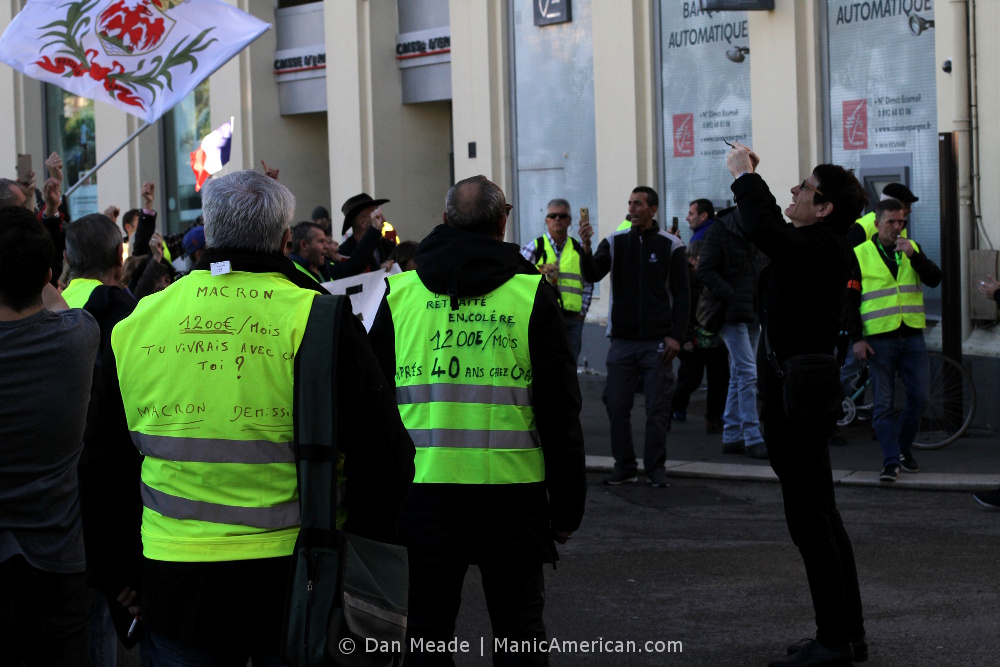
[855,239,926,336]
[112,269,345,562]
[534,235,583,312]
[62,278,103,309]
[385,270,544,485]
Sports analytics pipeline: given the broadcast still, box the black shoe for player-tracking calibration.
[973,489,1000,509]
[722,440,745,454]
[899,452,919,473]
[788,636,867,663]
[879,465,899,482]
[746,443,769,459]
[769,640,853,667]
[647,469,670,488]
[671,411,687,423]
[603,470,638,485]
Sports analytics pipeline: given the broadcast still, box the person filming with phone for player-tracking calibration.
[520,198,593,362]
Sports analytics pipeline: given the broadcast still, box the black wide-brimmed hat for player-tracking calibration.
[881,183,918,204]
[341,193,390,234]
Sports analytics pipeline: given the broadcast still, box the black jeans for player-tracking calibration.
[671,345,730,420]
[0,555,92,666]
[406,558,547,666]
[761,368,865,647]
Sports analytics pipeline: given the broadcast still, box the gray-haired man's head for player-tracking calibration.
[201,170,295,253]
[444,175,508,239]
[65,213,124,283]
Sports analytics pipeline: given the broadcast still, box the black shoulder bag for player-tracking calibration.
[283,295,408,667]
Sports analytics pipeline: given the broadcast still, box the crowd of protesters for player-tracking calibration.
[1,144,997,667]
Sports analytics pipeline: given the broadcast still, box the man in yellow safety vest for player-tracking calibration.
[846,198,942,482]
[369,175,586,666]
[111,170,414,662]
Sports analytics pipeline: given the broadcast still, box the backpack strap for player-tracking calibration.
[535,236,547,264]
[293,294,345,544]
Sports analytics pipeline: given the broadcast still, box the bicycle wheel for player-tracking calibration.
[899,352,976,449]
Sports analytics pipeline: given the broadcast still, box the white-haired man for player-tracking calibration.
[111,170,414,662]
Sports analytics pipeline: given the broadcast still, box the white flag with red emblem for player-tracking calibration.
[0,0,269,124]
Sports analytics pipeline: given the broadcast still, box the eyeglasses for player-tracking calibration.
[799,179,824,197]
[546,213,570,220]
[504,204,513,215]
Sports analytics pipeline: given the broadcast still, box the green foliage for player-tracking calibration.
[40,0,101,64]
[109,29,217,98]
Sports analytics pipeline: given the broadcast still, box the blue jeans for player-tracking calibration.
[868,334,928,467]
[89,590,117,667]
[146,631,286,666]
[603,338,675,474]
[719,322,763,447]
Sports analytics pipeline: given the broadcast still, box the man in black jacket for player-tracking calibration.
[726,144,867,667]
[697,206,767,458]
[369,175,586,666]
[63,213,144,657]
[579,187,689,487]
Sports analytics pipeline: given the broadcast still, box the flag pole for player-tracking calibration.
[64,121,153,198]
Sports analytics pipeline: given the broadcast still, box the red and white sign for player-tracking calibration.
[0,0,269,124]
[842,99,868,150]
[673,113,695,158]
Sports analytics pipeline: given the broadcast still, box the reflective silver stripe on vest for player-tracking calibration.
[131,432,295,464]
[408,428,540,450]
[396,384,531,407]
[861,304,926,322]
[141,483,300,529]
[861,287,899,302]
[898,284,922,294]
[899,305,924,314]
[559,285,583,296]
[559,272,582,282]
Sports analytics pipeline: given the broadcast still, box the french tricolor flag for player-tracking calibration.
[190,119,233,192]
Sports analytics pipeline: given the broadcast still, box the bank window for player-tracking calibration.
[44,84,97,217]
[162,79,210,234]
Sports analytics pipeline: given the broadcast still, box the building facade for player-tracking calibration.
[3,0,1000,424]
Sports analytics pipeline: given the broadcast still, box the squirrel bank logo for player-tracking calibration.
[673,113,695,158]
[843,99,868,150]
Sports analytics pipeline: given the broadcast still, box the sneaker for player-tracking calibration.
[745,443,769,460]
[603,469,638,485]
[900,452,919,473]
[787,636,868,663]
[722,440,745,454]
[973,489,1000,509]
[647,469,670,488]
[671,411,687,423]
[879,465,899,482]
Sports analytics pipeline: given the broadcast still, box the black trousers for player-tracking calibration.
[671,345,730,420]
[0,555,92,667]
[761,368,865,647]
[405,559,547,666]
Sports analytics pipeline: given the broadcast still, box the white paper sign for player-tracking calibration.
[322,266,401,331]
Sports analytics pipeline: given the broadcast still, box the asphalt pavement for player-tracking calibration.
[115,370,1000,666]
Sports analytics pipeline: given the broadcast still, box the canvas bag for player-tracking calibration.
[283,295,408,667]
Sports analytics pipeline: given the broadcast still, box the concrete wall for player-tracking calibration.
[369,0,452,243]
[244,0,330,224]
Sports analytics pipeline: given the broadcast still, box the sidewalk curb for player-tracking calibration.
[585,455,1000,492]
